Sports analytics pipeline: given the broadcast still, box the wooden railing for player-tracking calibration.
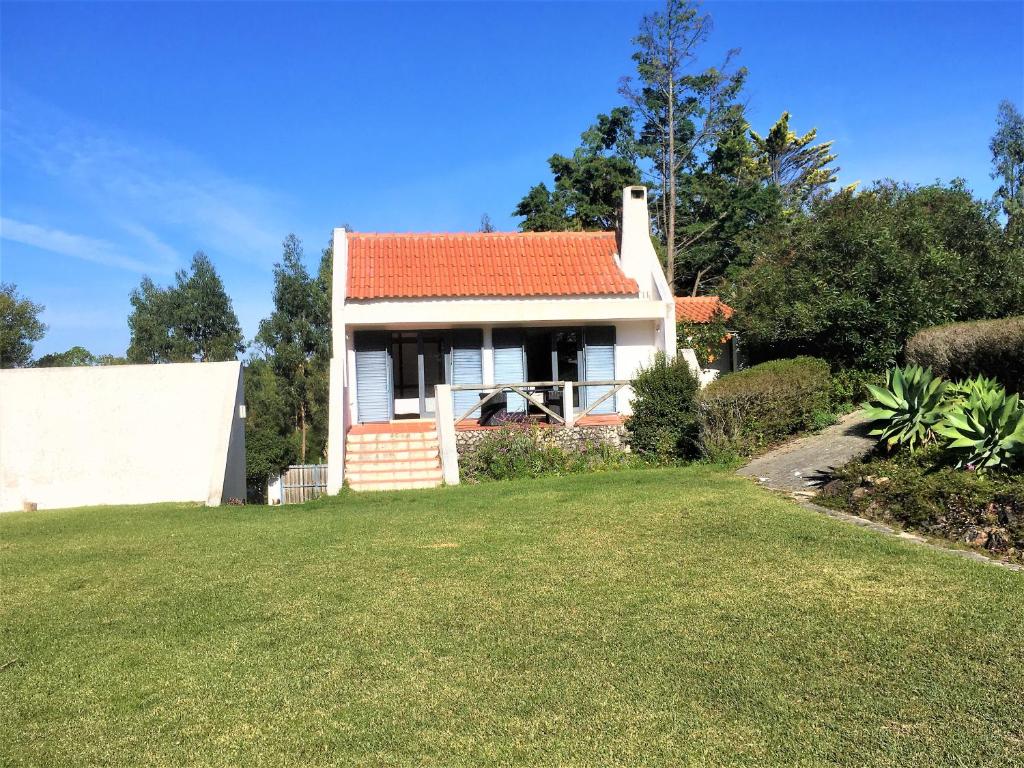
[447,379,630,427]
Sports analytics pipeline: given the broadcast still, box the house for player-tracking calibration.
[0,361,246,512]
[326,186,725,493]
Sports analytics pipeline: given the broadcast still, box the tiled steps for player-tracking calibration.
[345,426,443,492]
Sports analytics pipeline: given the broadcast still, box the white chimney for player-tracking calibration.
[619,186,670,302]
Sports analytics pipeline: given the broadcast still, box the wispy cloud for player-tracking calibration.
[0,217,158,273]
[2,88,291,272]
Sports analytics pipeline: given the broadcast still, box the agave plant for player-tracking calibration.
[862,365,948,452]
[934,384,1024,472]
[945,375,1003,404]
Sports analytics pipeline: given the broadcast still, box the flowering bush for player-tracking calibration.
[459,424,638,483]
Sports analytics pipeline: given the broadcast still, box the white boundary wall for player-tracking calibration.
[0,361,245,512]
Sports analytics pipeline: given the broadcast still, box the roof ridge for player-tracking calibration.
[347,230,615,238]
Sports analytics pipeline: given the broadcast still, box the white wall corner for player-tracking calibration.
[326,357,348,495]
[331,227,348,360]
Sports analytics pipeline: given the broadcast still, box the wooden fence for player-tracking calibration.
[280,464,328,504]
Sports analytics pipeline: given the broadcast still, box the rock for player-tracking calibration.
[964,526,989,547]
[852,487,869,501]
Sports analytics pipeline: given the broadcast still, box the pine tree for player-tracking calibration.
[620,0,746,290]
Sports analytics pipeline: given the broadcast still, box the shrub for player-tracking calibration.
[906,316,1024,393]
[698,356,831,459]
[626,352,701,460]
[862,365,948,453]
[459,424,637,483]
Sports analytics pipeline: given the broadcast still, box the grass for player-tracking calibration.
[1,466,1022,767]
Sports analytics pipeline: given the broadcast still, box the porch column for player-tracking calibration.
[434,384,460,485]
[562,381,574,427]
[482,326,495,385]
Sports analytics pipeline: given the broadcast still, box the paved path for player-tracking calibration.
[736,411,875,496]
[737,411,1022,571]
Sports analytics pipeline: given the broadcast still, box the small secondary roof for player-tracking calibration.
[674,296,734,323]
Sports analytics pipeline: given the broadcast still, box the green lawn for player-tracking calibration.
[1,467,1022,767]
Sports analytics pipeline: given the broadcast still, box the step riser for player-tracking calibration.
[349,480,442,492]
[347,470,442,483]
[347,440,439,452]
[348,462,440,475]
[347,432,438,444]
[345,449,439,463]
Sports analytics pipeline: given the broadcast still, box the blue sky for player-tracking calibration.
[2,1,1021,357]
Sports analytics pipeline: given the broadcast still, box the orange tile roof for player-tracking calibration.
[674,296,734,323]
[345,231,638,299]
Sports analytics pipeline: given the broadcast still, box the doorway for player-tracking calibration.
[390,331,449,419]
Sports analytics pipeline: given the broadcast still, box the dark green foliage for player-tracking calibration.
[730,181,1024,371]
[675,117,783,295]
[626,352,701,459]
[127,252,244,363]
[243,358,296,502]
[821,448,1024,560]
[33,345,97,367]
[0,282,46,368]
[906,316,1024,393]
[828,368,885,413]
[698,357,831,459]
[459,425,637,483]
[514,108,641,232]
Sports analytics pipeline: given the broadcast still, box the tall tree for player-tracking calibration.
[127,249,243,364]
[243,357,295,501]
[514,108,641,232]
[676,115,782,294]
[990,99,1024,238]
[0,282,46,368]
[748,111,841,210]
[255,235,331,462]
[127,252,244,363]
[620,0,746,290]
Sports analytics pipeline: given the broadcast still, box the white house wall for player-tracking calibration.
[0,361,245,513]
[341,295,668,327]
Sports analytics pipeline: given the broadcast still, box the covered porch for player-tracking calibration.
[348,322,649,426]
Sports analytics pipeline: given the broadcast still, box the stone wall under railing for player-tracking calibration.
[454,422,628,455]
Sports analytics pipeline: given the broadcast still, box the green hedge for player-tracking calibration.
[906,316,1024,393]
[698,356,832,459]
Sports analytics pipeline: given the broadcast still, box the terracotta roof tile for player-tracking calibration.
[345,232,638,299]
[674,296,734,323]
